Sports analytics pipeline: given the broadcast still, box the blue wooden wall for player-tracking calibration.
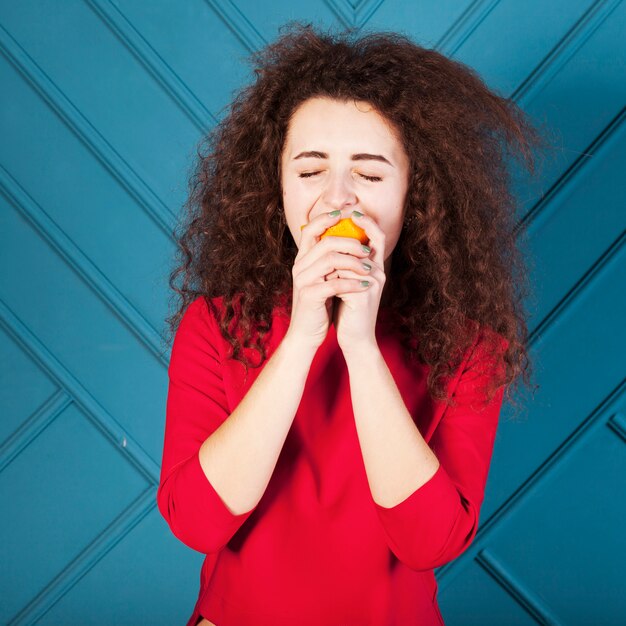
[0,1,624,624]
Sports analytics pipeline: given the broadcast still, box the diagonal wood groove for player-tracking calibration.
[0,298,161,486]
[84,0,218,133]
[512,0,621,105]
[502,0,623,237]
[437,0,623,248]
[476,548,564,625]
[437,374,626,586]
[0,388,71,474]
[606,411,626,443]
[353,0,387,29]
[0,163,170,370]
[437,0,503,54]
[324,0,491,33]
[518,107,625,240]
[0,23,177,241]
[434,115,626,586]
[8,487,156,626]
[436,220,626,573]
[203,0,267,52]
[322,0,356,30]
[527,227,625,350]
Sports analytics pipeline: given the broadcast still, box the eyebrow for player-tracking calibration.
[292,150,394,167]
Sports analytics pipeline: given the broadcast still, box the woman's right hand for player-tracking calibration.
[285,209,373,351]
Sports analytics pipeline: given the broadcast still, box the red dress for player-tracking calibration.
[157,295,507,625]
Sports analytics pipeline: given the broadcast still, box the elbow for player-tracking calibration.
[156,482,230,555]
[156,452,257,554]
[392,504,480,572]
[405,535,477,572]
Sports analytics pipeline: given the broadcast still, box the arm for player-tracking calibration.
[345,328,507,571]
[156,296,317,554]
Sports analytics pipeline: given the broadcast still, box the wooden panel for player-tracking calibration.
[0,1,623,623]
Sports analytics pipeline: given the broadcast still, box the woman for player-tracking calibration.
[157,22,546,626]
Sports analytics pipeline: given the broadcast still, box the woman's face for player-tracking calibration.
[280,96,411,276]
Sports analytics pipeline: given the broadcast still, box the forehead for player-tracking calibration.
[284,97,402,155]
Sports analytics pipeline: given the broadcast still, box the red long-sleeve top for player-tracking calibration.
[157,295,507,626]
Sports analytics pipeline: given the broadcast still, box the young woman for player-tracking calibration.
[157,22,546,626]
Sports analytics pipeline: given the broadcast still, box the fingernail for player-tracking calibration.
[328,209,341,217]
[361,244,371,253]
[351,210,363,218]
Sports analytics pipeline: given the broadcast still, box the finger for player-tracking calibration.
[330,275,375,292]
[302,277,372,302]
[325,268,379,282]
[327,254,385,279]
[348,210,386,269]
[295,234,373,281]
[298,248,374,290]
[298,209,344,258]
[325,258,378,282]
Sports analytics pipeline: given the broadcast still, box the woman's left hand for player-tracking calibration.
[326,211,386,356]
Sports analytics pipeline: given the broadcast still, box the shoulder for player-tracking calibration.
[168,296,230,373]
[177,292,254,343]
[179,295,212,328]
[173,295,225,349]
[178,292,288,350]
[182,294,227,325]
[461,315,509,356]
[472,323,508,355]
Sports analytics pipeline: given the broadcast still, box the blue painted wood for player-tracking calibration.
[0,1,623,624]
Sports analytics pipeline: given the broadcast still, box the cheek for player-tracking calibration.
[377,215,404,250]
[373,213,398,236]
[282,180,309,215]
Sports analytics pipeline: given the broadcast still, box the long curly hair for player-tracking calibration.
[164,21,551,415]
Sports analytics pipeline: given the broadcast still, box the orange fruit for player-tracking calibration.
[300,217,369,245]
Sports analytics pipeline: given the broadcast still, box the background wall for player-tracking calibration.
[0,1,624,624]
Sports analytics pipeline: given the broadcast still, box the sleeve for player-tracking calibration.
[371,328,508,571]
[156,296,255,554]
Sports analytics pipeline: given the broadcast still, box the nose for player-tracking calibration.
[320,171,358,214]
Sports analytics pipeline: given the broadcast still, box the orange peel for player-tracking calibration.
[300,217,369,245]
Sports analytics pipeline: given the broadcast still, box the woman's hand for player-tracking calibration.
[325,211,387,356]
[286,209,374,352]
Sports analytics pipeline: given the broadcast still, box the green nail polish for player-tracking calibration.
[361,244,371,253]
[328,209,341,217]
[352,210,363,218]
[360,280,370,287]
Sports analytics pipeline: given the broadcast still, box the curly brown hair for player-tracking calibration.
[163,21,551,416]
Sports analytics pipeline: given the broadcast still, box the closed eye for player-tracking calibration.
[299,171,382,182]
